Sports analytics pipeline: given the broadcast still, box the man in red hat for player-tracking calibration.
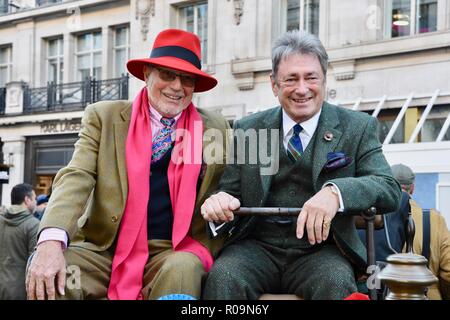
[26,29,229,300]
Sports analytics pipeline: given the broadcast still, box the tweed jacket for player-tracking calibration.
[218,102,402,270]
[39,100,229,257]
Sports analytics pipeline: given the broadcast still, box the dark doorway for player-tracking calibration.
[25,134,78,195]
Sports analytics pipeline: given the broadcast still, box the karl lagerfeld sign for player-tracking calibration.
[40,120,82,134]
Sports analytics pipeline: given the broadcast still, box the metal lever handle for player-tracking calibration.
[234,207,377,217]
[234,207,301,216]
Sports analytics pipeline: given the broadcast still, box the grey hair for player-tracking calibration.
[271,30,328,79]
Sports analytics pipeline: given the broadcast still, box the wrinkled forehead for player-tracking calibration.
[278,53,324,75]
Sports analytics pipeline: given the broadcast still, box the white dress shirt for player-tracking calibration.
[281,108,344,211]
[282,107,321,152]
[149,105,182,140]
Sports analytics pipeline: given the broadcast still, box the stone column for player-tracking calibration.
[102,25,113,81]
[1,136,26,206]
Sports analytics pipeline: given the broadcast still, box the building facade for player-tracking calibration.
[0,0,449,222]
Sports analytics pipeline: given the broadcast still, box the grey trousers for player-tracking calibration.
[203,220,357,300]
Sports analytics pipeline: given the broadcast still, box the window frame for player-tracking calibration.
[419,104,450,142]
[283,0,320,36]
[0,0,9,14]
[112,25,130,78]
[176,1,209,65]
[384,0,439,39]
[373,109,406,144]
[0,45,12,88]
[46,37,64,85]
[74,30,102,81]
[36,0,63,7]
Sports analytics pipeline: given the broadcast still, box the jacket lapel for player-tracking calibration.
[259,107,282,205]
[311,102,343,190]
[196,114,218,207]
[114,104,131,207]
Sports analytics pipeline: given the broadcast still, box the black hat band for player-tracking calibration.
[150,46,202,70]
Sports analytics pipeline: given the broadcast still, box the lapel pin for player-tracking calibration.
[324,131,333,141]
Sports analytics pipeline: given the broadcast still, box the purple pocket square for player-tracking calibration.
[324,152,352,173]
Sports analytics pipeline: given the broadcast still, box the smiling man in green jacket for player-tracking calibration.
[201,30,401,300]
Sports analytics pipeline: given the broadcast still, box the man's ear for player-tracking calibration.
[143,65,151,81]
[270,73,279,97]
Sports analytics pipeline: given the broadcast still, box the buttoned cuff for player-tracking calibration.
[322,182,345,212]
[38,228,68,250]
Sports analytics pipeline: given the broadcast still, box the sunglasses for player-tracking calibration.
[155,67,196,88]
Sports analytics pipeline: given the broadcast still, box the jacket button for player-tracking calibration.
[289,190,296,196]
[111,216,118,223]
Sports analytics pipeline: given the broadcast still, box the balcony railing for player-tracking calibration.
[0,87,5,115]
[23,75,128,114]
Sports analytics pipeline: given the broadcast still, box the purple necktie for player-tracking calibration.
[152,117,176,163]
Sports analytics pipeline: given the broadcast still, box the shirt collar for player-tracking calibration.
[282,107,322,138]
[149,104,183,124]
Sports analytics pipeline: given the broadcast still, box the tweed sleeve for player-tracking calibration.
[327,116,402,213]
[216,119,243,201]
[38,104,101,241]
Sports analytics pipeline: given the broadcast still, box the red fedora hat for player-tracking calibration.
[127,29,217,93]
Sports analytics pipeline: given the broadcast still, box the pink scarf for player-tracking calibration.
[107,87,213,300]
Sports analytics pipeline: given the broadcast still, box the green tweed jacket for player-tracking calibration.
[218,102,402,269]
[39,100,229,257]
